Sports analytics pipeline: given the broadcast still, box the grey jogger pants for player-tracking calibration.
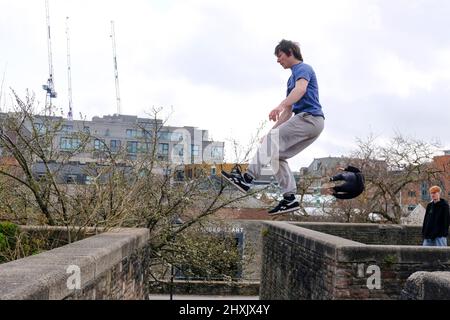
[247,112,324,195]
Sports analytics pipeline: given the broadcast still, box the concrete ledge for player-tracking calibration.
[337,245,450,264]
[402,272,450,300]
[150,280,260,296]
[264,221,363,260]
[292,222,407,229]
[0,227,149,300]
[291,222,424,246]
[265,222,363,246]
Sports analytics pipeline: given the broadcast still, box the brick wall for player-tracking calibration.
[260,222,361,300]
[292,222,426,245]
[0,228,150,300]
[65,247,149,300]
[261,222,450,300]
[336,246,450,299]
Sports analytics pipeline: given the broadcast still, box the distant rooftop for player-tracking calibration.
[91,114,161,124]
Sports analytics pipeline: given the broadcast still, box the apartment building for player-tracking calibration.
[401,151,450,209]
[0,112,225,184]
[22,113,225,165]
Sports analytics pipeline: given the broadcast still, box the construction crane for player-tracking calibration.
[66,16,73,120]
[42,0,57,106]
[110,21,121,115]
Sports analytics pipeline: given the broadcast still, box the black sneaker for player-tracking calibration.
[221,165,252,193]
[268,197,300,215]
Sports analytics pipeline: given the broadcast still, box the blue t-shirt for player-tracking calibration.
[287,62,324,118]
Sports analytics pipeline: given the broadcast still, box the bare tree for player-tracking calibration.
[0,91,256,279]
[349,133,442,223]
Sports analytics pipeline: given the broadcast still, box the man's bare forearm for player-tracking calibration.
[272,107,292,129]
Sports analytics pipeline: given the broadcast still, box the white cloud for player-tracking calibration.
[372,52,433,98]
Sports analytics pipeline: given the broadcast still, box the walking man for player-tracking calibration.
[422,186,450,247]
[222,39,325,215]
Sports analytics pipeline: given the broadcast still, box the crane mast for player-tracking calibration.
[66,17,73,120]
[42,0,57,106]
[110,21,121,115]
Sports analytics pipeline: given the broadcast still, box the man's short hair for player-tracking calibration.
[274,39,303,61]
[430,186,442,193]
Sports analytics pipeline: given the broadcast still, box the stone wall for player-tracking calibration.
[292,222,426,245]
[401,272,450,300]
[0,227,150,300]
[151,280,260,296]
[261,222,450,300]
[260,222,361,300]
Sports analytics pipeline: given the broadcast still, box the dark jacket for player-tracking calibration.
[344,166,361,174]
[422,199,450,239]
[331,166,365,200]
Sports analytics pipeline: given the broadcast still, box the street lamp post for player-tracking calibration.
[170,216,183,301]
[170,263,174,300]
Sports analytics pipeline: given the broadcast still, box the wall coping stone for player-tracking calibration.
[264,221,363,247]
[402,271,450,300]
[265,222,450,262]
[0,227,149,300]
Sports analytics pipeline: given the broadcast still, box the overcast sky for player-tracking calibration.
[1,0,449,169]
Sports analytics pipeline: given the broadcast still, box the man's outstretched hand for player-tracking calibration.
[269,105,284,122]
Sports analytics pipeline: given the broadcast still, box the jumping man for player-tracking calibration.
[222,39,325,215]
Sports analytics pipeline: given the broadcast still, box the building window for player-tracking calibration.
[85,176,95,185]
[421,182,429,201]
[36,123,46,134]
[138,169,149,177]
[175,170,184,181]
[36,173,47,181]
[211,146,224,158]
[105,129,110,137]
[127,141,138,154]
[139,142,150,153]
[408,205,417,211]
[126,129,138,138]
[158,143,169,155]
[60,137,80,151]
[94,139,106,151]
[174,144,184,157]
[171,132,183,142]
[83,126,90,133]
[408,191,416,197]
[62,125,73,133]
[314,161,322,172]
[65,174,77,184]
[211,167,216,176]
[110,140,121,153]
[191,145,200,157]
[158,131,170,141]
[142,129,152,139]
